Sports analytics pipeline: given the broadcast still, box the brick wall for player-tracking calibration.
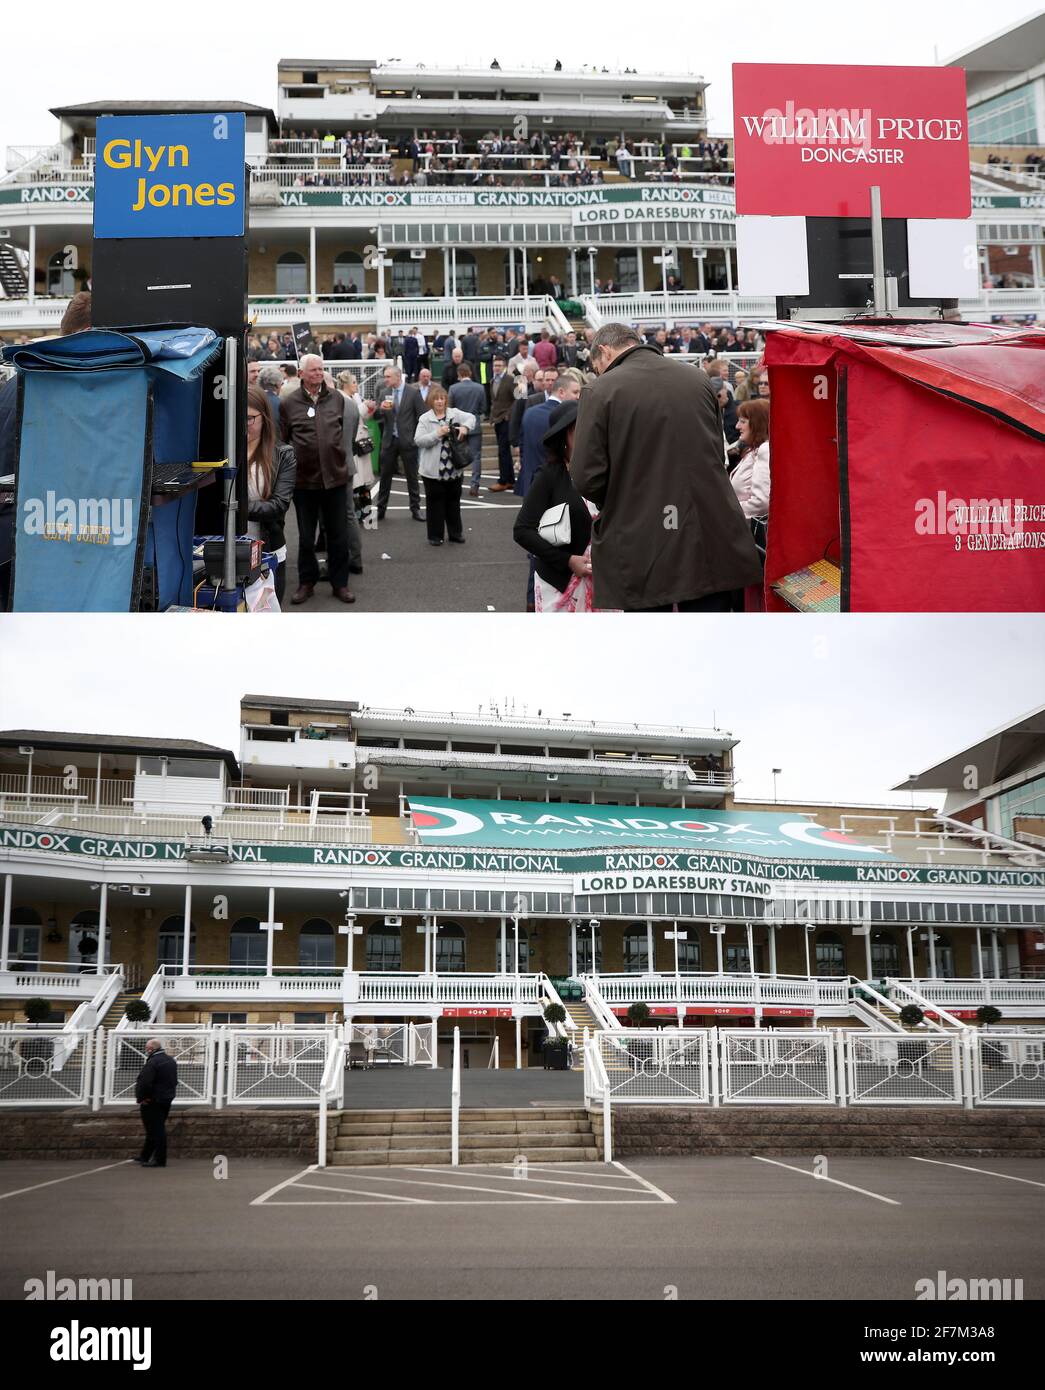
[0,1108,318,1161]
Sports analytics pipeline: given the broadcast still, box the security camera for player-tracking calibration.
[588,918,599,930]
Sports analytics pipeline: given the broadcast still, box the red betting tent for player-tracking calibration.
[762,319,1045,611]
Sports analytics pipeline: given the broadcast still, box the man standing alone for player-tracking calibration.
[570,323,761,612]
[375,365,425,522]
[279,354,356,605]
[133,1039,178,1169]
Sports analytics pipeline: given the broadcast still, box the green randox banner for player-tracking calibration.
[2,824,1044,889]
[407,797,899,859]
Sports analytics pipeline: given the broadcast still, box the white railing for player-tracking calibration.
[893,978,1045,1009]
[65,968,124,1032]
[885,979,974,1031]
[582,971,851,1009]
[0,803,374,845]
[586,1028,970,1113]
[0,964,121,998]
[974,1032,1045,1105]
[451,1025,461,1166]
[0,1028,94,1106]
[347,970,544,1005]
[970,161,1045,191]
[225,1028,335,1106]
[102,1028,217,1107]
[380,294,563,333]
[159,966,344,1001]
[579,291,774,326]
[317,1029,346,1166]
[345,1021,436,1066]
[115,970,166,1030]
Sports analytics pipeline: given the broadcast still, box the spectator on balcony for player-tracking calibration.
[569,322,761,612]
[245,384,295,604]
[448,363,487,497]
[279,354,355,606]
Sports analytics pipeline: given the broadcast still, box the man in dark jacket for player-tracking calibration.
[133,1040,179,1168]
[448,363,487,496]
[279,354,356,605]
[570,323,761,612]
[374,364,425,521]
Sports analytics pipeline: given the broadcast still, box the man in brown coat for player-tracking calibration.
[279,354,355,605]
[569,323,762,611]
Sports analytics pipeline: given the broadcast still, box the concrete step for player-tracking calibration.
[329,1144,599,1166]
[336,1117,591,1137]
[335,1108,589,1122]
[335,1129,593,1152]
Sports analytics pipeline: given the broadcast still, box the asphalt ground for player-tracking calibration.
[2,1152,1042,1302]
[282,426,530,613]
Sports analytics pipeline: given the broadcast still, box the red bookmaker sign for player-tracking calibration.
[442,1007,512,1018]
[762,1007,815,1018]
[732,64,971,218]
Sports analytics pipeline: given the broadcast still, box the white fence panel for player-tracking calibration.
[974,1033,1045,1106]
[0,1029,93,1106]
[409,1022,436,1066]
[597,1029,710,1103]
[225,1030,332,1104]
[847,1033,963,1105]
[103,1029,216,1106]
[721,1029,836,1104]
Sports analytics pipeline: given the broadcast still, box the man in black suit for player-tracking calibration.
[375,364,425,521]
[133,1040,178,1169]
[460,326,481,379]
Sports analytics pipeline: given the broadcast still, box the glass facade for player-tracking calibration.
[969,84,1040,146]
[997,772,1045,839]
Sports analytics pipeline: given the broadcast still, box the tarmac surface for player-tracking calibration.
[2,1151,1042,1302]
[282,427,529,613]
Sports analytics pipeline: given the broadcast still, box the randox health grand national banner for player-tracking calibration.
[406,798,897,859]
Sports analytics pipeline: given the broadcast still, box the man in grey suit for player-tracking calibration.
[374,364,425,521]
[448,363,488,497]
[336,377,367,573]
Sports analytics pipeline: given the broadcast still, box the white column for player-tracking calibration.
[906,926,915,978]
[589,250,596,295]
[95,753,103,809]
[697,252,705,291]
[803,927,811,978]
[96,883,108,974]
[645,918,654,972]
[636,247,645,293]
[263,887,284,976]
[309,226,317,303]
[725,246,734,291]
[716,928,724,975]
[513,916,520,977]
[0,874,12,971]
[450,247,457,298]
[27,225,36,305]
[975,926,983,981]
[768,924,777,977]
[569,247,578,297]
[376,252,386,299]
[746,922,755,975]
[927,928,938,980]
[863,929,872,980]
[570,920,577,977]
[509,249,516,297]
[991,931,1001,978]
[515,1015,522,1071]
[443,247,450,295]
[181,885,192,976]
[499,916,507,974]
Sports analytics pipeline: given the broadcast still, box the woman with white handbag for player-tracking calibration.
[513,401,595,612]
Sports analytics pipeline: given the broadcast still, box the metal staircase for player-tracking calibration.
[0,244,28,299]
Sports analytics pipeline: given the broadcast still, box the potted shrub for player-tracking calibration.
[23,997,52,1024]
[626,1001,651,1027]
[975,1005,1002,1028]
[899,1004,924,1028]
[542,1003,569,1070]
[123,999,152,1023]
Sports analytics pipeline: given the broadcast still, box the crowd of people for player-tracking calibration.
[243,319,770,613]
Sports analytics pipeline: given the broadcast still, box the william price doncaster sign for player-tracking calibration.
[93,113,245,239]
[2,826,1044,891]
[732,64,971,218]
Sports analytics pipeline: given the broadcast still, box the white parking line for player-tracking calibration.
[0,1160,133,1201]
[313,1170,576,1202]
[406,1165,645,1195]
[611,1161,676,1205]
[910,1157,1045,1189]
[292,1181,428,1202]
[753,1156,901,1206]
[250,1164,317,1207]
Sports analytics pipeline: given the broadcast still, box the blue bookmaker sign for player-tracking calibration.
[93,112,245,239]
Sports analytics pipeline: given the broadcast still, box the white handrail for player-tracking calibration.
[115,970,165,1031]
[885,978,969,1033]
[65,968,124,1033]
[317,1031,345,1168]
[451,1026,461,1166]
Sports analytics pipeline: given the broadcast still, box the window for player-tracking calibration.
[212,1012,248,1025]
[299,919,334,969]
[726,944,751,973]
[294,1012,326,1025]
[47,250,76,297]
[436,923,466,973]
[229,917,266,971]
[497,925,528,973]
[392,251,421,297]
[576,925,602,974]
[451,250,478,296]
[9,907,41,969]
[870,932,898,978]
[622,925,650,973]
[366,924,401,972]
[926,932,956,980]
[333,251,364,295]
[158,916,196,968]
[677,939,701,971]
[815,932,846,976]
[276,252,308,296]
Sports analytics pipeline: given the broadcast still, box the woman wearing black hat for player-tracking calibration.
[513,400,595,612]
